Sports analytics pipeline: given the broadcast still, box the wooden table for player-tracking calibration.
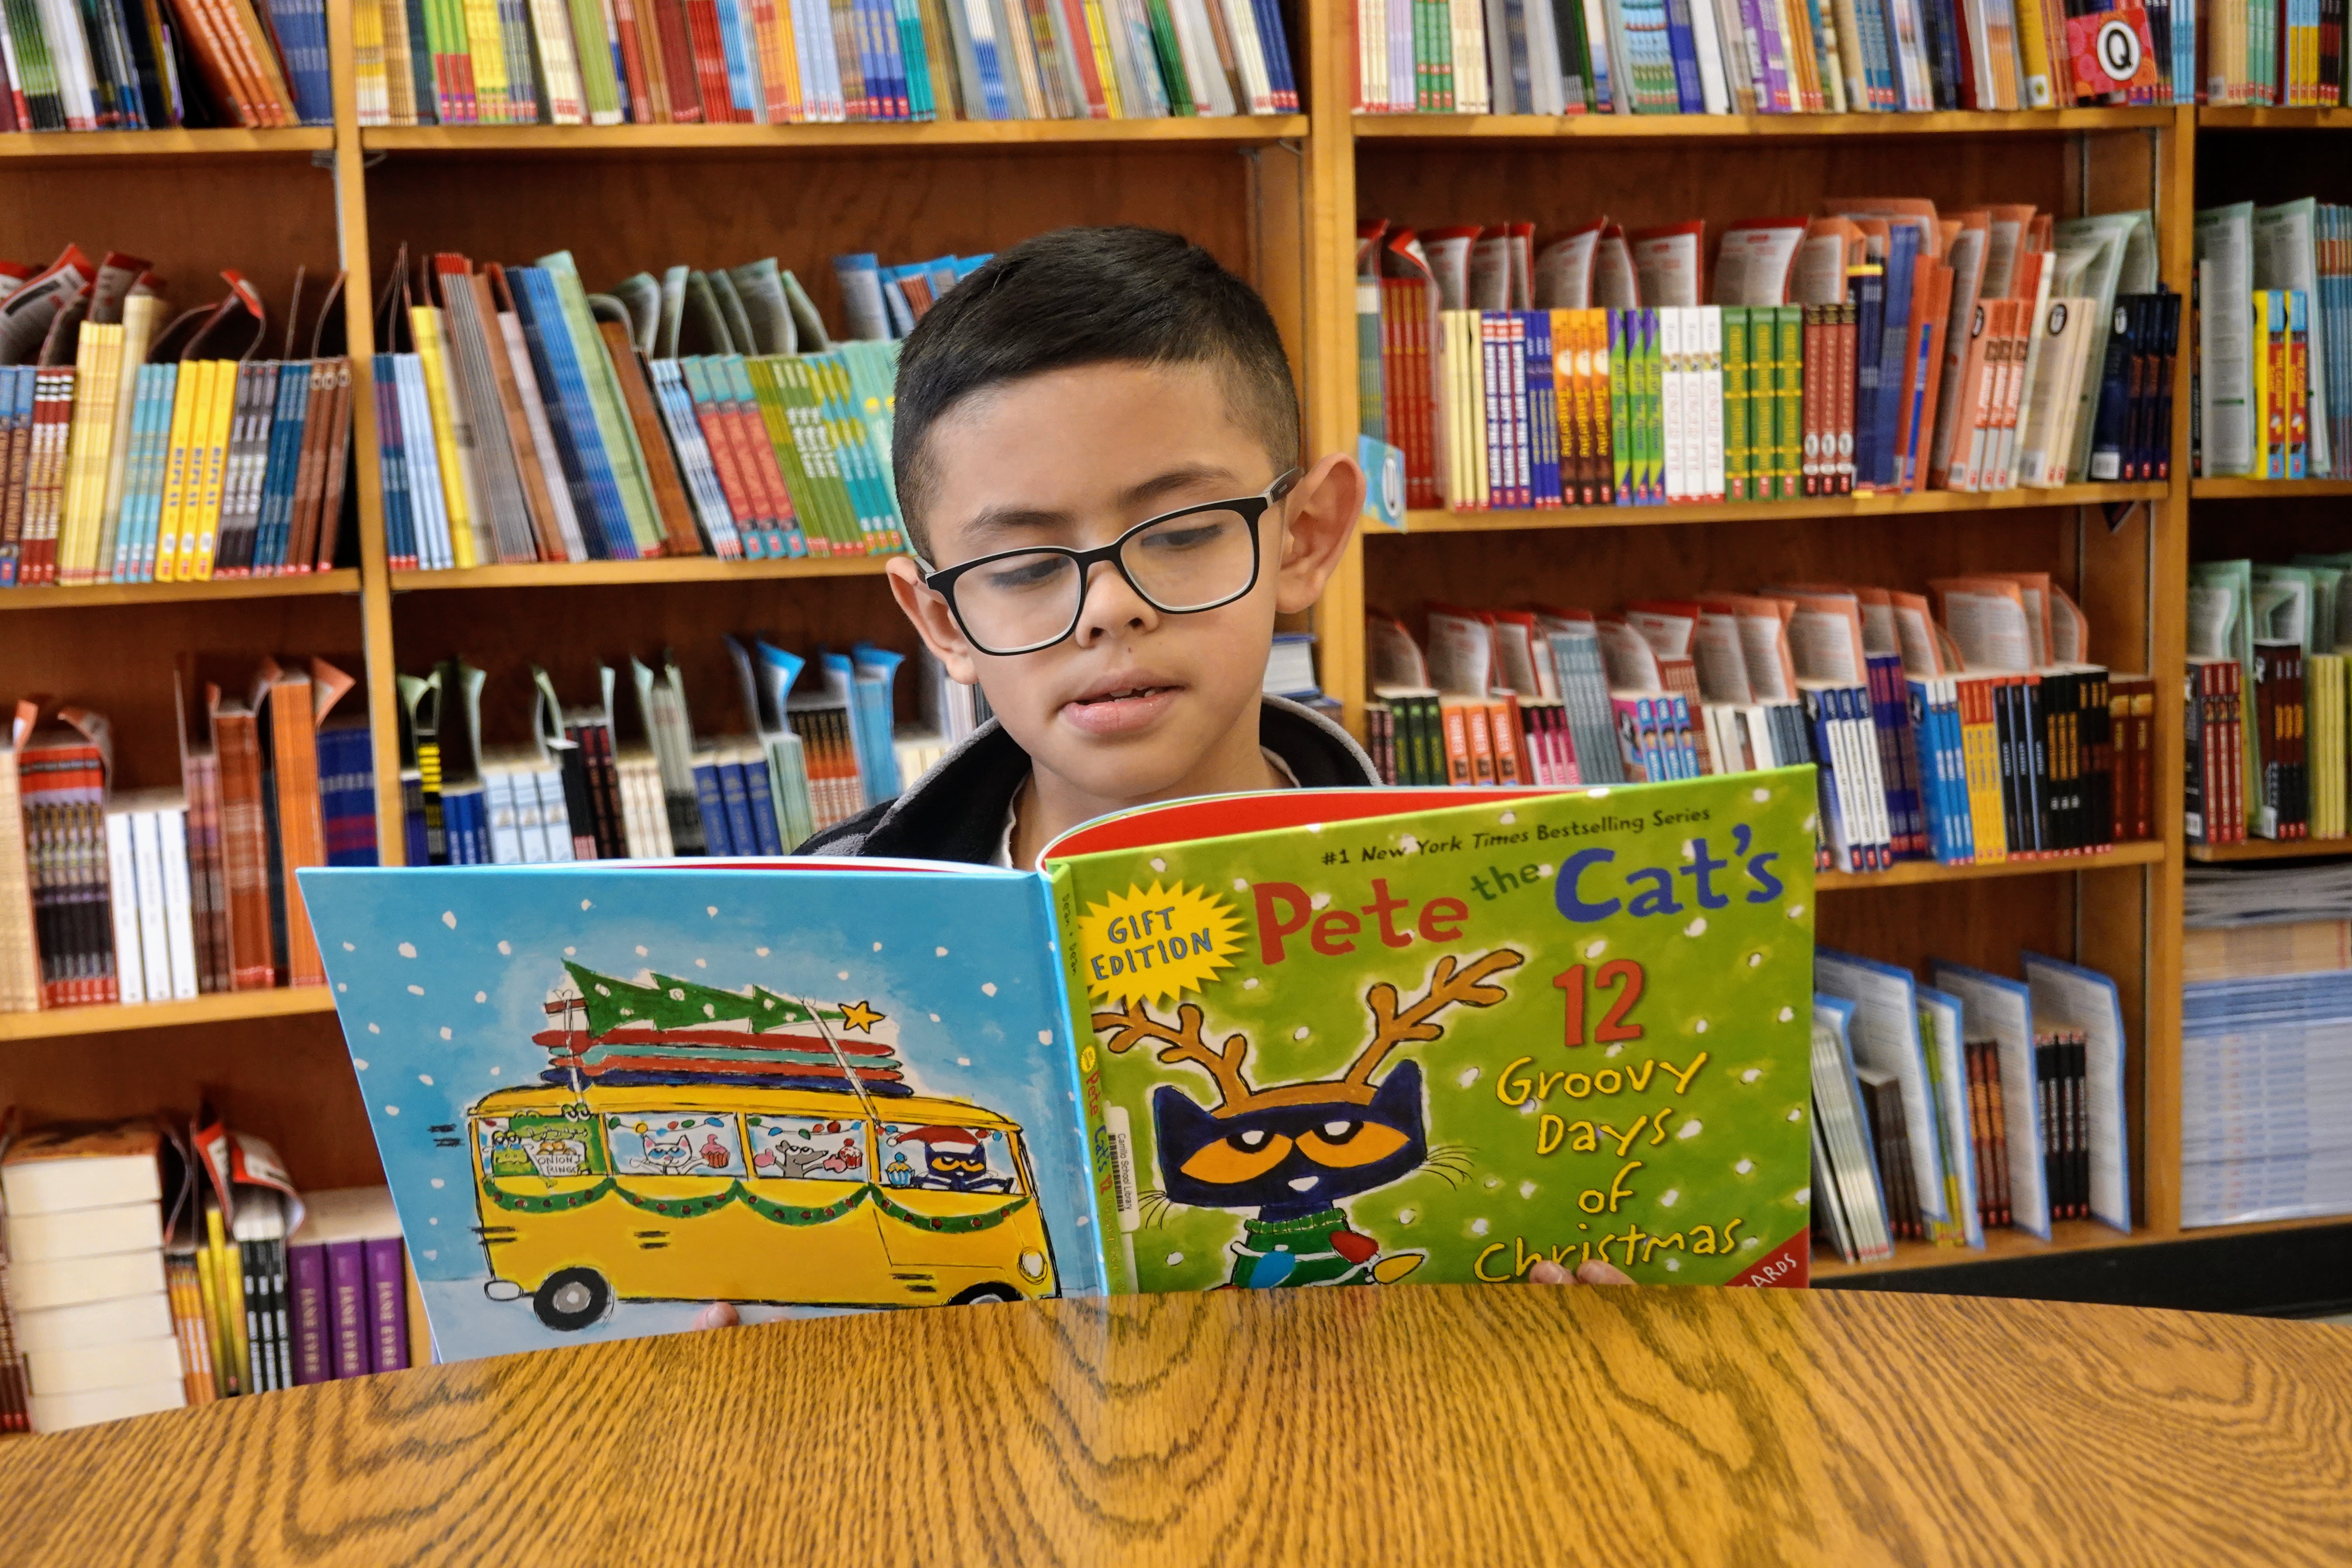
[5,1285,2349,1565]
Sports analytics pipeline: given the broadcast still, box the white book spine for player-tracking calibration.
[130,810,172,1003]
[1701,305,1727,500]
[535,768,576,861]
[156,810,199,999]
[105,812,145,1008]
[513,767,551,863]
[485,769,524,865]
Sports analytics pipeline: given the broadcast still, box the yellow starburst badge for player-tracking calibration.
[836,999,885,1034]
[1077,879,1245,1007]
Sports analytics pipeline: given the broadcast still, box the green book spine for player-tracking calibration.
[1609,311,1632,502]
[808,355,882,551]
[1433,0,1454,109]
[773,358,862,552]
[1776,305,1804,501]
[1641,308,1663,503]
[745,358,833,554]
[563,0,622,117]
[1722,306,1749,502]
[822,355,896,550]
[539,251,664,551]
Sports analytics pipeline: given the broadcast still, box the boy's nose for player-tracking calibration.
[1072,559,1161,643]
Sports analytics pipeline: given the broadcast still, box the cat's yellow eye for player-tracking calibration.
[1297,1121,1409,1168]
[1179,1131,1293,1184]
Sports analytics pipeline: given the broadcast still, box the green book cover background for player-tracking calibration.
[1051,769,1819,1292]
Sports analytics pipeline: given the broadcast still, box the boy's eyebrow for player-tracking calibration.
[954,464,1249,545]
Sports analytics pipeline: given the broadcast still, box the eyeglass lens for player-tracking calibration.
[952,506,1259,653]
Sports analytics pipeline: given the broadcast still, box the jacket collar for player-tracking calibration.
[856,695,1379,864]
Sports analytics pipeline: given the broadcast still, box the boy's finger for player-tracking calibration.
[693,1302,741,1330]
[1524,1259,1572,1285]
[1575,1259,1634,1286]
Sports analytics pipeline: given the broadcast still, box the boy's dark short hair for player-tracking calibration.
[891,226,1301,554]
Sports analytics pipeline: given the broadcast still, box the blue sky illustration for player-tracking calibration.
[301,864,1102,1361]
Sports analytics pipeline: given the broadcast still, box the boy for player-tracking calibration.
[800,224,1376,868]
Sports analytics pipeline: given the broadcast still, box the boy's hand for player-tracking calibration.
[1525,1258,1634,1286]
[693,1303,741,1329]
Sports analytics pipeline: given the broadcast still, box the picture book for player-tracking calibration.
[303,769,1817,1362]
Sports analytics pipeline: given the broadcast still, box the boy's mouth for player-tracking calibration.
[1062,675,1183,736]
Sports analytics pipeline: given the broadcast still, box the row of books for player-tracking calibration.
[1351,0,2198,115]
[2181,864,2352,1227]
[2193,199,2349,479]
[1811,948,2128,1265]
[350,0,1297,125]
[376,248,906,573]
[2188,555,2352,843]
[1360,204,2163,510]
[2204,0,2352,104]
[0,254,353,588]
[0,0,331,130]
[0,662,374,1015]
[397,640,922,867]
[1367,571,2156,873]
[0,1116,407,1435]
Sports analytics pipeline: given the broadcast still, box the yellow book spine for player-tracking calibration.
[411,305,479,568]
[1078,0,1125,115]
[97,295,159,571]
[465,0,511,121]
[184,360,238,582]
[2012,0,2055,106]
[55,325,105,582]
[155,358,208,580]
[69,324,126,583]
[1964,696,2007,864]
[200,1206,245,1397]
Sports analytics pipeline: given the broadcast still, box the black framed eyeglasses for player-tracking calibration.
[917,469,1303,656]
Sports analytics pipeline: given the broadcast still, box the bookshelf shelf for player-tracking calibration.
[0,128,333,160]
[389,557,897,590]
[1816,841,2166,891]
[1387,483,2168,535]
[0,569,361,611]
[1351,109,2174,141]
[1812,1212,2352,1278]
[2189,477,2352,498]
[2187,839,2352,863]
[359,118,1311,154]
[2197,107,2352,130]
[0,987,337,1043]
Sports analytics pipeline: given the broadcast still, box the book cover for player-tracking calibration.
[1044,772,1816,1292]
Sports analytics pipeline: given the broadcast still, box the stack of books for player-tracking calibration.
[0,661,376,1016]
[2193,200,2351,481]
[2187,556,2352,845]
[1362,206,2171,511]
[2182,864,2352,1227]
[396,639,914,866]
[1810,949,2128,1265]
[376,248,910,572]
[2203,0,2352,103]
[0,0,331,130]
[1366,577,2158,875]
[1351,0,2198,114]
[0,254,352,588]
[352,0,1297,125]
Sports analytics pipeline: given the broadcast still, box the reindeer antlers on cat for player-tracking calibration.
[1346,949,1525,1096]
[1091,949,1526,1117]
[1092,998,1258,1113]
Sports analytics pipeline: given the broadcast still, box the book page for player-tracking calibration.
[1534,224,1603,310]
[1818,951,1952,1229]
[1623,601,1698,658]
[1703,594,1798,704]
[2194,207,2255,475]
[1915,985,1983,1248]
[1930,579,2034,672]
[2023,954,2131,1234]
[1593,232,1641,309]
[1368,612,1433,689]
[1888,592,1945,677]
[2251,199,2331,475]
[1693,611,1755,705]
[1595,617,1663,690]
[1764,588,1868,684]
[1712,219,1807,307]
[1425,607,1498,695]
[1631,223,1704,308]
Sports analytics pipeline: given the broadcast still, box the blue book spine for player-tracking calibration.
[511,268,630,558]
[1250,0,1298,106]
[1659,0,1706,110]
[894,0,934,118]
[111,366,157,583]
[133,364,172,582]
[392,355,450,570]
[1905,680,1945,862]
[717,759,758,854]
[254,361,312,573]
[1523,310,1560,506]
[741,755,784,853]
[1851,268,1884,492]
[692,760,733,854]
[1872,228,1917,489]
[371,356,416,569]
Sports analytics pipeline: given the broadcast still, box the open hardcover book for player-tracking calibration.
[303,770,1817,1362]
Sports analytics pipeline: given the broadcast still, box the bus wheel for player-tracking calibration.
[949,1283,1022,1305]
[533,1267,611,1330]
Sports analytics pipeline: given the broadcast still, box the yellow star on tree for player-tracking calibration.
[836,999,885,1034]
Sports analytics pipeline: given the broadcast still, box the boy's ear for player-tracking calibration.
[886,558,982,686]
[1272,452,1366,615]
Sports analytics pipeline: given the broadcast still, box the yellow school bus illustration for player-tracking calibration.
[472,1081,1061,1329]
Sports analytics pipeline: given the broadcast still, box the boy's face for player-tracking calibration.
[886,361,1359,810]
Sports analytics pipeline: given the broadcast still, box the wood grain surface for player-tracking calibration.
[4,1286,2349,1566]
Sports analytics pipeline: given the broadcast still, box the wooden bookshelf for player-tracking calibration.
[0,569,360,610]
[2190,477,2352,498]
[0,15,2340,1300]
[1354,107,2175,141]
[389,557,895,591]
[1817,841,2167,891]
[362,118,1310,153]
[0,988,337,1042]
[1393,483,2167,534]
[2187,839,2352,863]
[1812,1211,2352,1279]
[0,128,333,160]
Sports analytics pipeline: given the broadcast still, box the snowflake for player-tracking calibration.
[441,912,457,929]
[1457,1066,1481,1088]
[498,941,511,956]
[982,983,997,996]
[1470,1218,1489,1236]
[398,943,416,959]
[384,1105,400,1116]
[1734,1158,1754,1174]
[431,1177,445,1189]
[1677,1119,1703,1139]
[406,985,424,995]
[1165,1252,1183,1266]
[1659,1188,1680,1207]
[353,1057,370,1071]
[438,1028,452,1041]
[1517,1180,1536,1198]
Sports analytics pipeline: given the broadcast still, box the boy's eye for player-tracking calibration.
[1135,519,1235,554]
[976,554,1075,594]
